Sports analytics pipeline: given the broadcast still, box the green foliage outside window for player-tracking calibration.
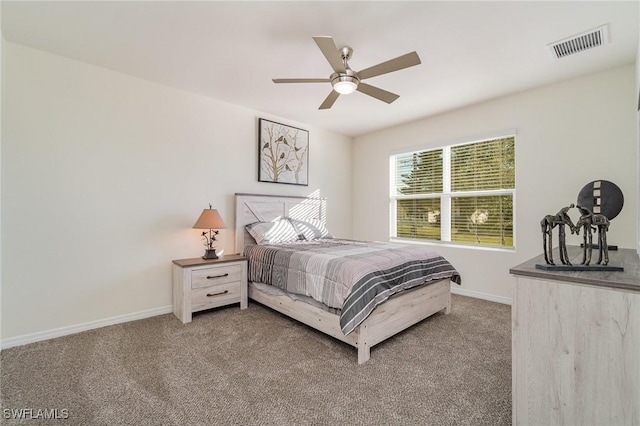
[451,195,513,246]
[397,198,442,241]
[395,149,443,195]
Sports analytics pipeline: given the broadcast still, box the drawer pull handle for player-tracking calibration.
[206,273,229,280]
[206,290,229,297]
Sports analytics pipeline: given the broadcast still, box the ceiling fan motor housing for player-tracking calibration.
[331,69,360,94]
[340,46,353,61]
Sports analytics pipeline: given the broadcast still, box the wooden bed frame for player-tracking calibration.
[234,193,452,364]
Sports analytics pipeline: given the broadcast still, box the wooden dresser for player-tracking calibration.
[510,246,639,425]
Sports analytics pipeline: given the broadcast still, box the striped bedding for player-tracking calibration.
[243,239,461,335]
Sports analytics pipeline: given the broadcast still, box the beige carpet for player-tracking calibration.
[1,295,511,425]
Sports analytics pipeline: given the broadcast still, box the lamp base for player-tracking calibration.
[202,249,219,260]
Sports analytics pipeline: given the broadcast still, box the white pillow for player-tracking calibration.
[245,219,300,245]
[289,218,333,240]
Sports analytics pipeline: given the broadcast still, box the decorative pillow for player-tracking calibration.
[289,218,333,240]
[245,219,300,245]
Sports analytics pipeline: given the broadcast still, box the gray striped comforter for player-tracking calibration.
[243,239,461,335]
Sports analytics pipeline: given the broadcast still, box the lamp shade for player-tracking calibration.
[193,208,226,230]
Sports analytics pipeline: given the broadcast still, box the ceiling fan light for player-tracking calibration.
[331,73,359,95]
[333,80,358,94]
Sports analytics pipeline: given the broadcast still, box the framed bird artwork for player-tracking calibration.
[258,118,309,186]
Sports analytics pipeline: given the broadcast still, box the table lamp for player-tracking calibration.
[193,204,226,259]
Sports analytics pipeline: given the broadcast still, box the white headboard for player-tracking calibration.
[234,193,327,254]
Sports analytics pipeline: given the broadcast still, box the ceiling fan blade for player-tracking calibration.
[319,91,340,110]
[358,51,421,80]
[273,78,330,83]
[356,82,399,104]
[313,36,346,74]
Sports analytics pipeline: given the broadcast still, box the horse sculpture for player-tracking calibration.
[575,204,594,265]
[574,204,610,265]
[540,203,575,265]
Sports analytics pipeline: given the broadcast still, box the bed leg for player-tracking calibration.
[444,293,451,314]
[357,344,370,364]
[356,326,370,364]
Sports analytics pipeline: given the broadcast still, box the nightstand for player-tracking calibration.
[172,254,248,324]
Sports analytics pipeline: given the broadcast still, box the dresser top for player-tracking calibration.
[510,246,640,293]
[172,254,246,268]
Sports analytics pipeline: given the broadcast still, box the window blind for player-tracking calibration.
[391,136,515,248]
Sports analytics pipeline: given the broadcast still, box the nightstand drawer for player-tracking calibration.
[191,264,243,289]
[191,281,241,312]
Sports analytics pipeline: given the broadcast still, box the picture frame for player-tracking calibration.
[258,118,309,186]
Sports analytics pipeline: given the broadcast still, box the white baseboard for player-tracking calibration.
[451,286,512,305]
[1,305,173,350]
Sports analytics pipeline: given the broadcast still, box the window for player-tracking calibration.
[390,135,515,248]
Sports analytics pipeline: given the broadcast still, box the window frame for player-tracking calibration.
[389,134,516,251]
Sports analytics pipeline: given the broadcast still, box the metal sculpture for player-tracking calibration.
[592,213,610,265]
[573,204,611,266]
[575,204,594,264]
[540,203,575,265]
[577,180,624,220]
[537,181,624,271]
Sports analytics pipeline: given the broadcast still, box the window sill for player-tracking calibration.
[389,237,517,253]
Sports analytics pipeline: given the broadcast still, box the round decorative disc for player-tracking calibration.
[577,180,624,220]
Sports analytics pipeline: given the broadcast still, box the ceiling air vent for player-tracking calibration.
[547,25,609,59]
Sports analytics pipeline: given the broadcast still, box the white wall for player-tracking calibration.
[352,65,637,302]
[637,12,640,256]
[1,42,352,342]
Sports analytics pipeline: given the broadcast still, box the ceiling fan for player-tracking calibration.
[272,36,421,110]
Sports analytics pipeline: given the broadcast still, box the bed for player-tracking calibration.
[235,193,461,364]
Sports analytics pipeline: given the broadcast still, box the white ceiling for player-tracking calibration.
[2,1,638,137]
